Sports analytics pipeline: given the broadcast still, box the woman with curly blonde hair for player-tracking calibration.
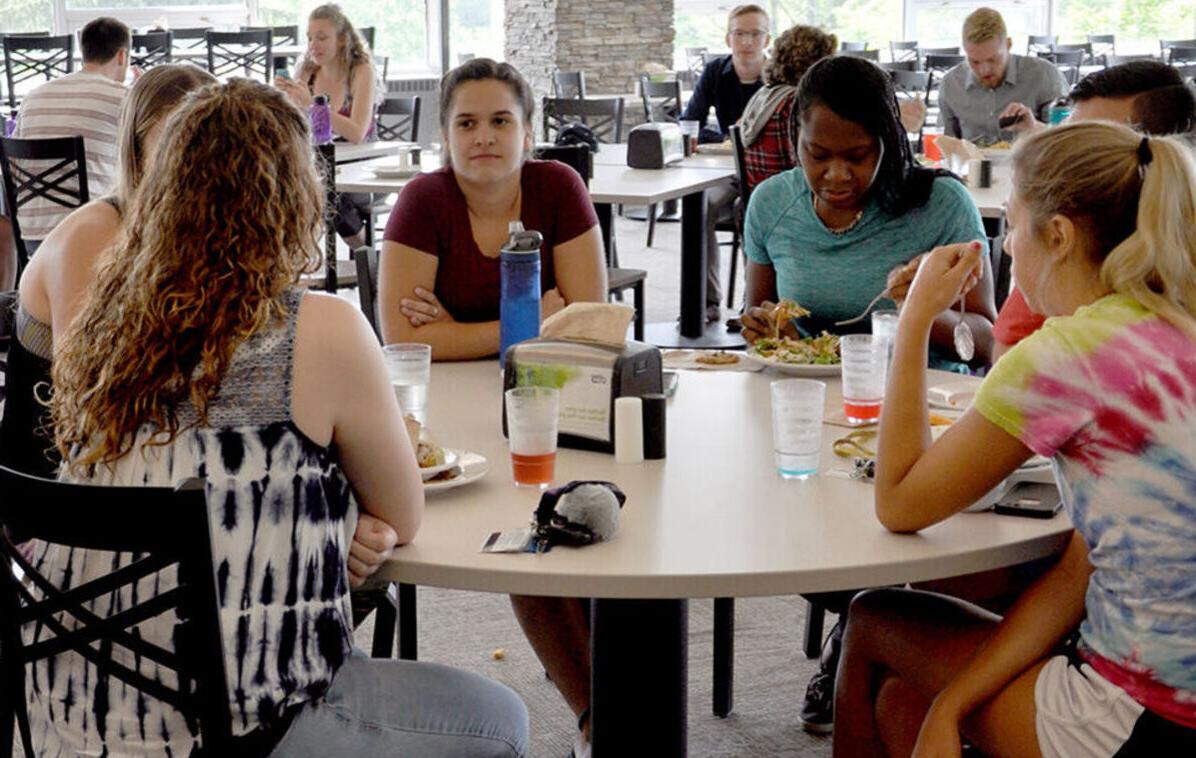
[0,63,215,479]
[737,24,836,192]
[33,78,528,757]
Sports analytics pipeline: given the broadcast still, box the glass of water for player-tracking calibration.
[770,379,826,479]
[871,309,899,373]
[383,343,431,424]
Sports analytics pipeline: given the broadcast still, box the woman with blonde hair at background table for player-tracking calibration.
[30,78,528,758]
[835,121,1196,757]
[275,2,380,248]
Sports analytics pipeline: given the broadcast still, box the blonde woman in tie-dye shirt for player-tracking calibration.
[833,121,1196,758]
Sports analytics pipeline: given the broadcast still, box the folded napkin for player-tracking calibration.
[935,134,982,169]
[541,302,635,348]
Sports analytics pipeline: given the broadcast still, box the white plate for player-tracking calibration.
[369,164,420,178]
[419,448,459,480]
[742,348,840,376]
[424,450,488,493]
[927,380,982,410]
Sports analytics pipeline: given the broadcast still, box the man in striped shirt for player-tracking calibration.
[13,17,129,252]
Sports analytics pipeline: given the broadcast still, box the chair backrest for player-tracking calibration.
[553,71,587,99]
[359,26,376,51]
[542,97,624,143]
[841,48,879,61]
[171,26,211,50]
[1169,46,1196,66]
[352,245,381,340]
[205,29,272,83]
[1087,33,1115,62]
[918,45,959,69]
[684,46,707,78]
[0,136,90,274]
[1027,34,1057,55]
[2,35,75,110]
[840,41,868,52]
[271,24,299,46]
[376,95,421,142]
[889,40,918,63]
[0,465,234,757]
[727,123,752,218]
[989,234,1011,310]
[922,53,963,73]
[639,76,682,122]
[1038,49,1085,84]
[890,69,931,98]
[533,142,592,186]
[130,30,173,69]
[1104,53,1155,67]
[1160,38,1196,57]
[1054,42,1093,64]
[880,60,919,72]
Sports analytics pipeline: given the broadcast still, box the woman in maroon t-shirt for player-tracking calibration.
[379,58,606,361]
[379,58,606,753]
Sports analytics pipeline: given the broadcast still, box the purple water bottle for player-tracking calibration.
[499,221,544,367]
[309,94,332,145]
[4,114,15,137]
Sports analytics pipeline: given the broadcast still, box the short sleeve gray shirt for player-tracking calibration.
[937,54,1068,142]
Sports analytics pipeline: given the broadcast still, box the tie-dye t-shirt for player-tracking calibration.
[974,293,1196,725]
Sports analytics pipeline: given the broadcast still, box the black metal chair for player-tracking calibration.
[1104,53,1156,67]
[1037,49,1085,85]
[171,27,211,51]
[376,95,421,142]
[684,46,708,81]
[923,54,963,110]
[1087,34,1116,66]
[839,41,868,52]
[542,97,624,143]
[205,29,272,83]
[0,136,89,276]
[353,244,381,340]
[1169,46,1196,66]
[1161,39,1196,62]
[1027,35,1057,56]
[638,76,684,247]
[268,24,299,46]
[841,48,879,61]
[879,60,919,72]
[534,143,647,342]
[1055,42,1094,66]
[0,466,236,757]
[918,46,960,67]
[358,26,376,50]
[889,40,918,64]
[130,30,173,69]
[725,124,752,310]
[552,71,587,99]
[990,234,1011,310]
[2,34,74,111]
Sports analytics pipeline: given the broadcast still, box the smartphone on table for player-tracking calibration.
[993,482,1062,519]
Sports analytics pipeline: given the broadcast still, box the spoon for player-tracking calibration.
[954,298,975,361]
[835,289,891,327]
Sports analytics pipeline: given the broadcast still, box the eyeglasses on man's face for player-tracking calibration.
[730,30,767,41]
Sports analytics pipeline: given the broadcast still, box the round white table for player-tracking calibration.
[377,361,1071,756]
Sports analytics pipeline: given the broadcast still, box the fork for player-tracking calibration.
[834,289,891,326]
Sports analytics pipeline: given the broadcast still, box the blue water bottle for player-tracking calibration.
[310,94,332,145]
[499,221,544,368]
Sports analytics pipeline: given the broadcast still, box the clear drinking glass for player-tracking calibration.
[871,309,899,373]
[505,387,560,488]
[383,343,431,424]
[770,379,826,479]
[840,334,887,425]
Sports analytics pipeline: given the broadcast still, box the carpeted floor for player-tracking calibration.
[353,588,837,758]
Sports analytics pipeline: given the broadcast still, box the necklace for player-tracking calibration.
[813,193,865,236]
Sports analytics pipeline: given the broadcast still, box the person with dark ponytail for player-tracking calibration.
[740,55,995,367]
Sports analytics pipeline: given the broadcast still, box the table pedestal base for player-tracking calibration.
[591,598,688,757]
[644,321,746,349]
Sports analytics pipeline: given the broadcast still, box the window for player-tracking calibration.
[448,0,503,64]
[1054,0,1196,54]
[907,0,1047,48]
[674,0,903,69]
[257,0,432,72]
[2,0,57,33]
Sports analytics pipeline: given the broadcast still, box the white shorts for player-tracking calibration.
[1034,654,1144,758]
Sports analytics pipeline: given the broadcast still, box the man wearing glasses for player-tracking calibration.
[681,4,770,321]
[682,3,770,144]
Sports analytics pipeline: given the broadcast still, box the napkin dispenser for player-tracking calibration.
[502,338,663,453]
[627,122,685,169]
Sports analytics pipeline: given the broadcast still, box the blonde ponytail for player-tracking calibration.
[1012,121,1196,339]
[1101,136,1196,338]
